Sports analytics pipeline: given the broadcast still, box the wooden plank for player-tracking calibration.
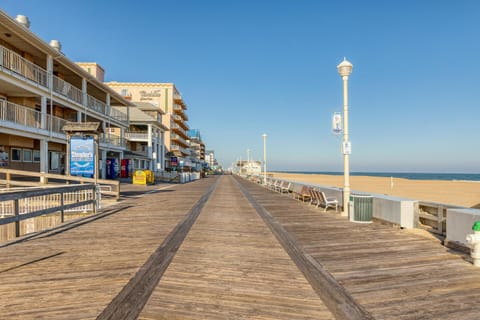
[236,177,480,320]
[139,176,334,320]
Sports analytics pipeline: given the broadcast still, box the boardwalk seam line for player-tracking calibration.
[96,177,220,320]
[233,176,375,320]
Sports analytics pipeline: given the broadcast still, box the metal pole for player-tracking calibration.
[263,134,267,185]
[342,75,350,217]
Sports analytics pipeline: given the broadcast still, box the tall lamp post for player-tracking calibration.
[262,133,267,185]
[337,58,353,217]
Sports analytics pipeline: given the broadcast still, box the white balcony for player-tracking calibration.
[0,45,128,126]
[125,131,149,141]
[0,99,66,136]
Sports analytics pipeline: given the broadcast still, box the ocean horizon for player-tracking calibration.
[277,171,480,182]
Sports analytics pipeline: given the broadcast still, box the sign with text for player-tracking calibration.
[70,137,95,178]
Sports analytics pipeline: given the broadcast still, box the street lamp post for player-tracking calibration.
[262,133,267,185]
[337,58,353,217]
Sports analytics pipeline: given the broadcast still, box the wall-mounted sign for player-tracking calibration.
[332,112,342,135]
[70,137,95,178]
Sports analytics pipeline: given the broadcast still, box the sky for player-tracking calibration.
[2,0,480,173]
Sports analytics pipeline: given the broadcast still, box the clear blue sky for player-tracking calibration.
[3,1,480,173]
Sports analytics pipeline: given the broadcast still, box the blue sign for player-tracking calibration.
[70,137,95,178]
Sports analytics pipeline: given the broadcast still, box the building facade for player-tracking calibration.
[187,129,206,172]
[0,12,131,179]
[105,82,190,170]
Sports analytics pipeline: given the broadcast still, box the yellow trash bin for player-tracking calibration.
[132,170,147,185]
[144,170,155,184]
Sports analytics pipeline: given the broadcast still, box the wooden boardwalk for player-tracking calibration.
[1,175,480,319]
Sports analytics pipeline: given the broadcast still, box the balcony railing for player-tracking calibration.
[110,107,128,123]
[0,100,66,135]
[125,131,149,140]
[1,45,128,126]
[87,95,106,115]
[100,133,126,148]
[52,76,83,105]
[0,45,48,87]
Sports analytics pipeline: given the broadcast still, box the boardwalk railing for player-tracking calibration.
[0,168,120,200]
[0,184,98,238]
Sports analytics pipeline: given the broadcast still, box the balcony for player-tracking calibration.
[100,133,126,149]
[53,76,83,105]
[171,144,190,157]
[170,133,188,147]
[0,45,48,87]
[125,131,149,141]
[0,45,128,126]
[0,99,66,136]
[171,124,189,139]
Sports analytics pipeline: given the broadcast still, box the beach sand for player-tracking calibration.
[270,172,480,208]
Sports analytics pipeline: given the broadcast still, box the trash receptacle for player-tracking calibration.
[349,194,373,223]
[132,170,146,185]
[144,170,155,184]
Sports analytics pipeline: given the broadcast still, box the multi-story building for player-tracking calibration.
[187,129,206,172]
[116,102,168,173]
[205,150,216,169]
[0,12,131,179]
[77,63,169,175]
[105,82,190,170]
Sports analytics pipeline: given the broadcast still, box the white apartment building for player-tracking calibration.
[0,12,132,179]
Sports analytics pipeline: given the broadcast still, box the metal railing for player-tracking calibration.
[100,133,126,148]
[52,76,83,104]
[0,45,48,87]
[110,107,128,123]
[0,184,98,238]
[87,95,107,115]
[0,100,66,134]
[125,131,149,140]
[0,45,128,126]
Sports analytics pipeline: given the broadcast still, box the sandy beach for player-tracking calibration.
[270,172,480,208]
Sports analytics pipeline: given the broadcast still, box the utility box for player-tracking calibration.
[350,194,373,223]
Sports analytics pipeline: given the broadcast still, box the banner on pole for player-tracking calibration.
[332,112,342,135]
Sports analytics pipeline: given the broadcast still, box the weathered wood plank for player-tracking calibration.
[236,176,480,320]
[139,176,334,320]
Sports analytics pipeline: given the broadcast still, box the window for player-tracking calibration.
[23,149,32,162]
[11,148,21,162]
[33,150,41,162]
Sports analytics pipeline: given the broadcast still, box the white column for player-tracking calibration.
[161,131,165,171]
[39,139,48,183]
[41,96,47,129]
[147,124,153,170]
[101,150,107,179]
[82,78,87,122]
[342,75,350,217]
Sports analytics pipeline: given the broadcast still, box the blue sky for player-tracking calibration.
[2,1,480,172]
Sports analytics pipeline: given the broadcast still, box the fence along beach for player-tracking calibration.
[270,172,480,208]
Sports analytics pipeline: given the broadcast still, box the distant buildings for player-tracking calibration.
[0,10,210,179]
[187,129,206,172]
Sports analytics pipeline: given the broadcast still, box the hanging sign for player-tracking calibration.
[332,112,342,135]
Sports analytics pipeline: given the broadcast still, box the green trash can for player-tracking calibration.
[349,194,373,223]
